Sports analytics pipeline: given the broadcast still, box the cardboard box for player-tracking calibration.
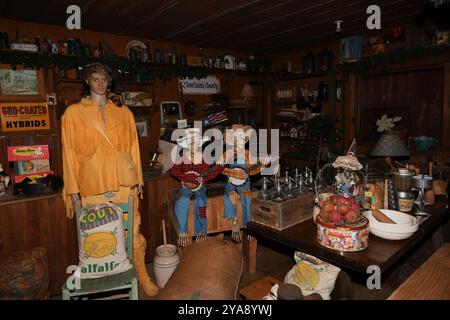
[7,145,50,161]
[14,159,51,175]
[13,171,53,183]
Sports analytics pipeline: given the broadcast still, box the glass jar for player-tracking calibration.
[361,170,385,210]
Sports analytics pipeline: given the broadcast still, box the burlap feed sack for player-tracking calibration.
[157,238,243,300]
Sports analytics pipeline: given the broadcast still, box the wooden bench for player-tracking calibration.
[388,243,450,300]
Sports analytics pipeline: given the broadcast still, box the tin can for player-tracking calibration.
[316,215,369,252]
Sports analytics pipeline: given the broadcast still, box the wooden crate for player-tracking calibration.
[251,191,315,230]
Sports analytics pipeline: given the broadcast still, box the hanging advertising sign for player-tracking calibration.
[179,75,221,95]
[0,102,50,132]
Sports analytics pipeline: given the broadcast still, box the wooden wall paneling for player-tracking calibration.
[142,175,179,263]
[48,195,78,295]
[328,70,337,152]
[0,195,78,296]
[357,66,445,150]
[443,62,450,147]
[344,73,357,150]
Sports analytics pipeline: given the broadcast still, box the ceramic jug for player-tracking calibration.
[153,244,180,288]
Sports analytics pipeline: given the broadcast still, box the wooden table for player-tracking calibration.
[388,243,450,300]
[247,199,449,276]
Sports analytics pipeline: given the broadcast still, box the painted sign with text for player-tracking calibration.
[179,76,221,95]
[0,102,50,132]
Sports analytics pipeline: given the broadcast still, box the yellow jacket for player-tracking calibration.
[61,98,143,217]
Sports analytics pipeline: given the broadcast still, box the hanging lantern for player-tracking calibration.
[301,51,315,74]
[318,48,334,72]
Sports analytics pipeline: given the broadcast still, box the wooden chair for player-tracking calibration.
[61,195,138,300]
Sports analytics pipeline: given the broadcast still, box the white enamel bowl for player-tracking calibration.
[363,209,419,240]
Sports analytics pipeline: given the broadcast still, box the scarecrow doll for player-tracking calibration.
[221,124,272,242]
[169,128,224,247]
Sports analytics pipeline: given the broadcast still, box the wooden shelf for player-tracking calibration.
[275,116,308,123]
[57,78,83,84]
[142,62,273,76]
[56,78,154,87]
[128,105,156,108]
[274,101,297,106]
[280,137,325,144]
[274,71,331,82]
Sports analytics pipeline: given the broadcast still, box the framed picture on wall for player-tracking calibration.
[0,66,45,101]
[339,36,363,63]
[136,120,149,137]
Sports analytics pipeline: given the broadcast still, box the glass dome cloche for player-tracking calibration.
[314,140,369,252]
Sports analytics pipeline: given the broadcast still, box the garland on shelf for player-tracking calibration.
[0,49,208,81]
[341,44,450,74]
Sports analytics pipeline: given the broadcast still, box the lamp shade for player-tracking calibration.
[370,133,409,157]
[240,84,255,99]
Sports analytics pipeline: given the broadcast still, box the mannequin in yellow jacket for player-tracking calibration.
[61,63,158,296]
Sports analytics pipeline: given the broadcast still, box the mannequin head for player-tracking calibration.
[82,63,112,97]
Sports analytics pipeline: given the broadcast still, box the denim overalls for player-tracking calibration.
[223,155,252,226]
[174,184,207,238]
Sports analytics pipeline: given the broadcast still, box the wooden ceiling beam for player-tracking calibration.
[169,0,333,43]
[236,14,418,53]
[117,0,179,35]
[174,0,418,48]
[207,2,420,51]
[160,0,265,40]
[0,0,425,53]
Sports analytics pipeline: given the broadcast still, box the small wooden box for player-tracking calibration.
[251,192,315,230]
[239,275,280,300]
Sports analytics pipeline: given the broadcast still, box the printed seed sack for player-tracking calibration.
[78,202,132,278]
[284,251,340,300]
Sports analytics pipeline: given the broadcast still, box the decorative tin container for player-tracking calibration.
[316,215,369,252]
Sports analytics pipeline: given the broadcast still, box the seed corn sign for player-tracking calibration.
[0,102,50,132]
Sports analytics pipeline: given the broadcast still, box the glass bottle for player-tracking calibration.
[170,47,178,64]
[98,42,105,56]
[154,48,162,64]
[179,53,187,66]
[83,42,91,57]
[0,32,10,49]
[260,177,272,200]
[164,50,171,64]
[0,164,8,196]
[34,36,41,52]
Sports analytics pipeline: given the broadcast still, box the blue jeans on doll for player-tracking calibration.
[224,179,251,225]
[174,185,207,235]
